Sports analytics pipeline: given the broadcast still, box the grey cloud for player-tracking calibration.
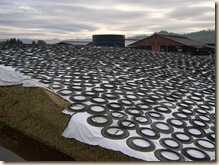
[0,19,98,32]
[0,4,99,32]
[0,32,44,37]
[106,0,211,9]
[0,0,215,39]
[167,6,214,19]
[43,23,98,32]
[40,4,145,22]
[35,4,147,31]
[149,22,215,33]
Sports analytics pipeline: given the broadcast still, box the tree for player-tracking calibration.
[37,40,46,45]
[17,39,23,44]
[10,38,13,43]
[32,40,36,44]
[12,38,16,43]
[159,30,168,34]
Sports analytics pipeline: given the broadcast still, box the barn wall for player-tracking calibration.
[131,34,184,51]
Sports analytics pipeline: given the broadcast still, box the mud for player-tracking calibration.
[0,126,75,161]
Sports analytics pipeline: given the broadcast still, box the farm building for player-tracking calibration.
[92,34,125,47]
[57,37,136,47]
[125,39,139,47]
[128,33,214,55]
[86,39,137,47]
[58,40,92,46]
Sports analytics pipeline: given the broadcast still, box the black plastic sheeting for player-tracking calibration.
[0,44,215,161]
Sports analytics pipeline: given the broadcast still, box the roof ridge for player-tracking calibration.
[158,33,187,38]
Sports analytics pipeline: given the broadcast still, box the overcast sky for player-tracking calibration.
[0,0,215,40]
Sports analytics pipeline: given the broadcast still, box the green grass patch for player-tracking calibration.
[0,85,140,161]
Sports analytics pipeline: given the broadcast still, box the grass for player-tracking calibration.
[0,85,140,161]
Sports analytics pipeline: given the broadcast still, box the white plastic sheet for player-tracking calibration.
[0,65,45,87]
[62,112,158,161]
[0,65,215,161]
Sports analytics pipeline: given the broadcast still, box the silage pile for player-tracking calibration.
[0,44,215,161]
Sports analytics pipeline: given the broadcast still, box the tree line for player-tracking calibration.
[6,38,46,45]
[6,38,23,44]
[127,29,215,44]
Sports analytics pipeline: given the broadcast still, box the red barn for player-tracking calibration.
[128,33,214,55]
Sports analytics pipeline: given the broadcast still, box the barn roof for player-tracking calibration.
[160,34,213,49]
[58,40,91,45]
[129,33,214,49]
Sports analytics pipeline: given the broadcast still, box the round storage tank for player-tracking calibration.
[92,34,125,47]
